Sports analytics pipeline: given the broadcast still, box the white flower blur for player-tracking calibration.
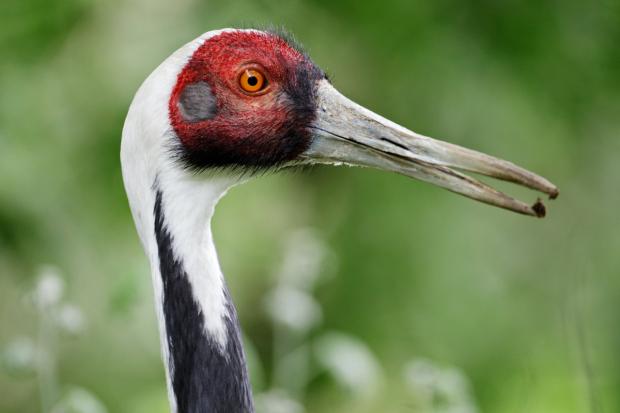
[33,266,65,310]
[264,286,322,333]
[313,332,382,398]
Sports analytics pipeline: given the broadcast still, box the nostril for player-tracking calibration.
[380,136,408,151]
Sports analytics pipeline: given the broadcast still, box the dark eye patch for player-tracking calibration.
[177,81,217,122]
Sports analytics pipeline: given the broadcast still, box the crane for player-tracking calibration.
[121,28,558,413]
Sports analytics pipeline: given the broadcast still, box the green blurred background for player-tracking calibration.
[1,0,619,412]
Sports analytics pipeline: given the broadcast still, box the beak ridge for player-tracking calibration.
[302,80,559,217]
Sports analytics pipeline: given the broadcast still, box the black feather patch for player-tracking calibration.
[154,189,254,413]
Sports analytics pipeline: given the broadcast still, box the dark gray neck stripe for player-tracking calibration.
[153,189,254,413]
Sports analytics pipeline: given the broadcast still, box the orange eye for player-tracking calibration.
[239,69,266,93]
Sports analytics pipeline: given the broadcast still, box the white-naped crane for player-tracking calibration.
[121,28,558,413]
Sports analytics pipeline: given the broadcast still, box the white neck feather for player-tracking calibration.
[156,168,237,346]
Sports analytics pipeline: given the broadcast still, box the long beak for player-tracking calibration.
[301,80,559,217]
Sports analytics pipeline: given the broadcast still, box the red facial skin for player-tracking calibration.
[169,30,324,170]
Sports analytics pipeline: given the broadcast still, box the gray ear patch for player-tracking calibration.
[177,81,217,122]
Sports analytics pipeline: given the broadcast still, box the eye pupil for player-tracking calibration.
[239,69,266,93]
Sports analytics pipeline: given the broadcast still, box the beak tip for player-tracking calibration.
[549,188,559,200]
[532,199,547,218]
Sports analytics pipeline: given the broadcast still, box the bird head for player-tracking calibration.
[169,30,323,170]
[125,28,558,218]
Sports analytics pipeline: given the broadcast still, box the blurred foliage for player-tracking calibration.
[1,0,619,412]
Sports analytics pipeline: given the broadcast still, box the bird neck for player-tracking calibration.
[120,28,256,413]
[149,173,254,413]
